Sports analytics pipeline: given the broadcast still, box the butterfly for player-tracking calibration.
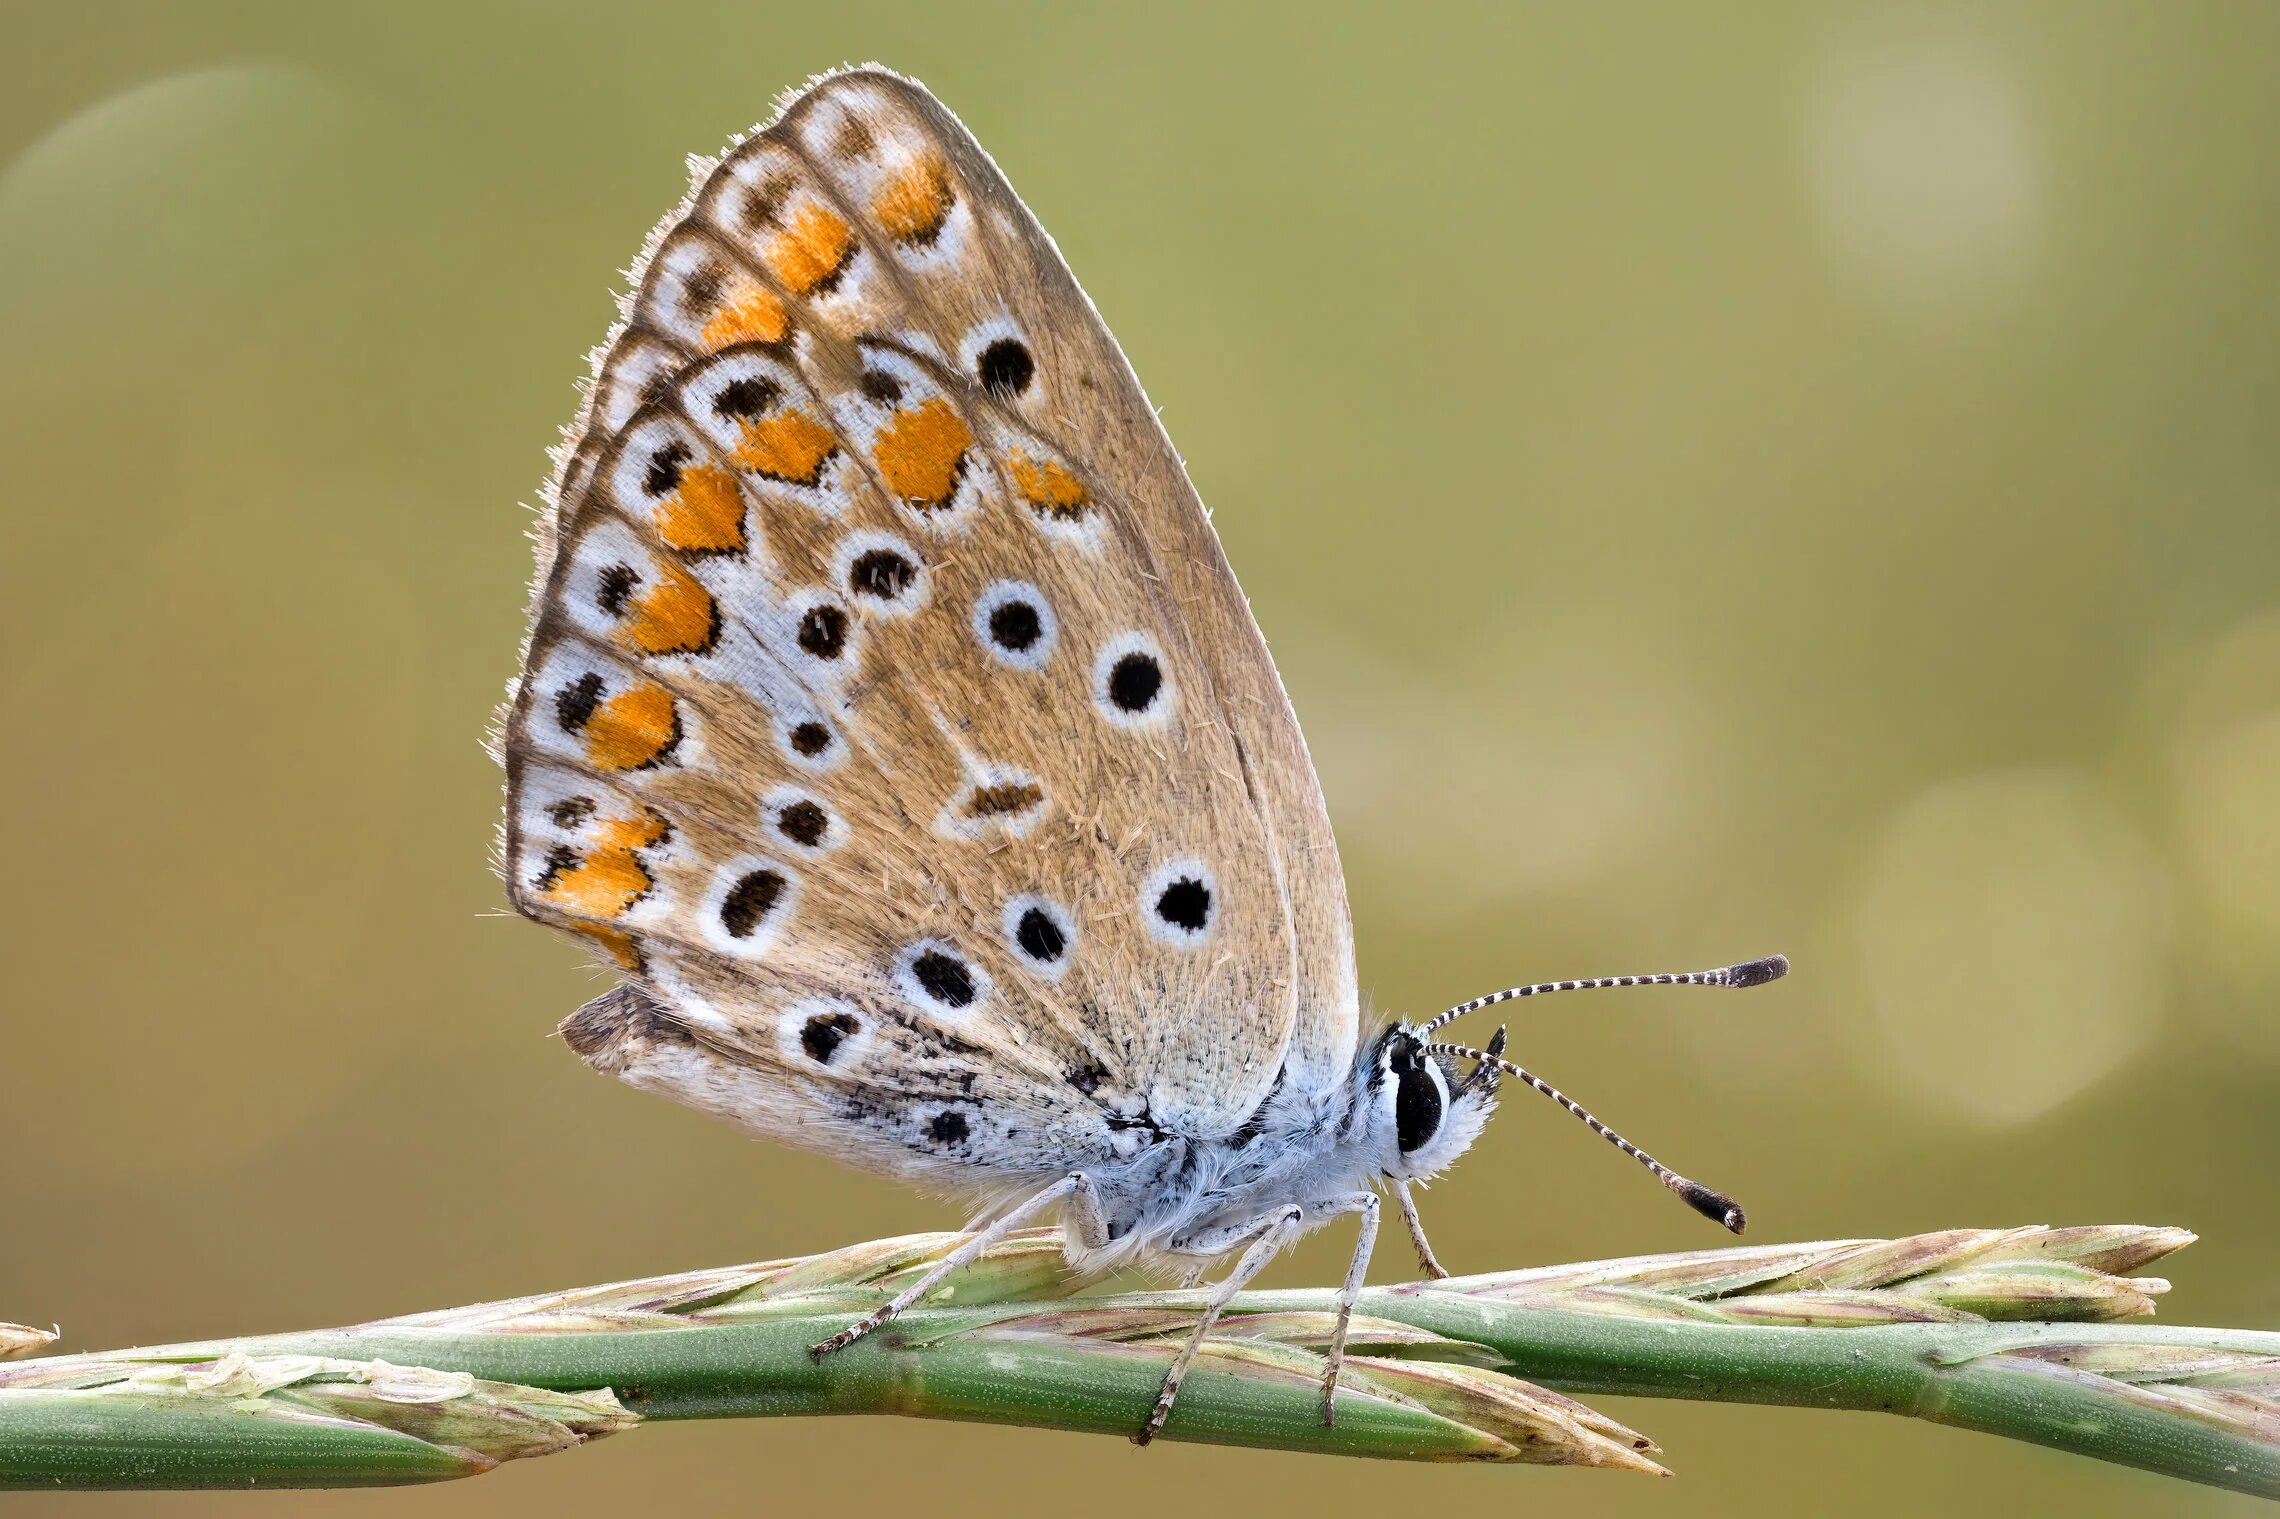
[498,65,1786,1444]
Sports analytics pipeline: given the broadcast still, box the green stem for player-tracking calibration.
[1257,1293,2280,1496]
[6,1226,2274,1493]
[0,1391,485,1489]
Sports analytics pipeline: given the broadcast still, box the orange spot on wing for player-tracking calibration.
[872,152,952,244]
[654,463,747,554]
[1006,450,1089,521]
[699,286,788,349]
[573,923,645,972]
[545,806,669,920]
[766,202,854,296]
[583,683,681,771]
[595,808,671,853]
[621,562,718,657]
[733,410,838,485]
[545,847,654,919]
[874,397,973,509]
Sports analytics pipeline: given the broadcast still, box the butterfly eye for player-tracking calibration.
[1093,632,1174,729]
[976,337,1034,399]
[1141,859,1217,948]
[972,580,1058,671]
[1393,1044,1447,1154]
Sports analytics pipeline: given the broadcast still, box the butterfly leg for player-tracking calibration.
[1318,1190,1380,1426]
[1391,1177,1451,1279]
[809,1172,1088,1360]
[1137,1206,1305,1446]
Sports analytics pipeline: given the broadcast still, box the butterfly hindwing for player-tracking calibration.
[504,67,1357,1183]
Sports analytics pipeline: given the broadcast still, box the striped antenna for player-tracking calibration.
[1430,1035,1747,1233]
[1418,954,1788,1038]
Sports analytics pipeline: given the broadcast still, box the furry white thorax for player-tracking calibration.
[1049,1023,1499,1274]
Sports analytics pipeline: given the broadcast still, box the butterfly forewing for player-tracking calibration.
[504,68,1357,1181]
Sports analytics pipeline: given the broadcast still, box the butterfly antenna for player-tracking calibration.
[1428,1035,1748,1234]
[1417,954,1788,1038]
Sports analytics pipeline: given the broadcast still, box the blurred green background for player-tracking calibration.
[4,2,2277,1513]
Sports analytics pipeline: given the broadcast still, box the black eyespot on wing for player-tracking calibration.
[976,338,1034,400]
[1155,876,1212,934]
[965,780,1043,818]
[1109,652,1163,714]
[546,796,595,829]
[849,549,916,600]
[797,604,849,659]
[595,563,639,618]
[683,263,725,315]
[555,671,605,733]
[713,374,782,420]
[788,721,832,757]
[642,442,691,497]
[926,1109,970,1145]
[532,843,580,892]
[1015,907,1066,962]
[720,869,787,938]
[988,599,1042,653]
[1065,1060,1107,1096]
[1395,1052,1445,1154]
[800,1010,859,1064]
[912,949,976,1009]
[741,179,790,231]
[777,799,828,848]
[858,368,903,404]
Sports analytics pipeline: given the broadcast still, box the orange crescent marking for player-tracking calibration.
[595,810,671,852]
[766,202,854,296]
[622,561,717,656]
[1006,450,1089,520]
[733,410,838,485]
[544,848,654,919]
[573,922,645,972]
[872,153,951,243]
[582,683,679,771]
[700,286,789,349]
[875,396,973,508]
[654,462,747,554]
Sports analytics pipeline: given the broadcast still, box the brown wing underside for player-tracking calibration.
[500,68,1357,1169]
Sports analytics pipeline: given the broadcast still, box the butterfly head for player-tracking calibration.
[1368,1023,1503,1182]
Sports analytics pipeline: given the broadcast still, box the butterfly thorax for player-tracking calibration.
[1057,1025,1500,1271]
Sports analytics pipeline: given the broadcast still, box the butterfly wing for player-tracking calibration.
[502,68,1358,1186]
